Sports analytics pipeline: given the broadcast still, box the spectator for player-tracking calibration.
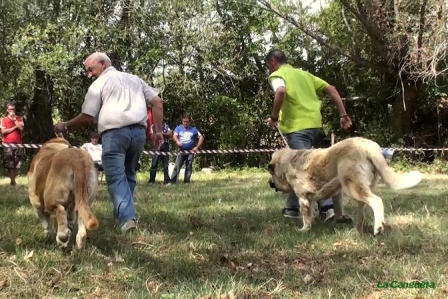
[81,131,103,170]
[265,48,352,222]
[148,116,173,185]
[1,103,25,187]
[54,52,164,235]
[169,115,204,184]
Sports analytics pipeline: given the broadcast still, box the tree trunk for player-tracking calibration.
[24,69,56,144]
[391,76,421,145]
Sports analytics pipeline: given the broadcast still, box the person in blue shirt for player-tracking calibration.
[148,120,173,184]
[169,115,204,184]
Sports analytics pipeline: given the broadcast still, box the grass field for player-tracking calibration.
[0,168,447,299]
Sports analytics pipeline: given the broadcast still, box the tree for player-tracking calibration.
[258,0,447,144]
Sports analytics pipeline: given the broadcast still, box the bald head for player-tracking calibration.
[84,52,112,80]
[84,52,112,66]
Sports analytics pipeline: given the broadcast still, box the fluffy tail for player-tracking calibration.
[368,146,422,190]
[74,160,99,231]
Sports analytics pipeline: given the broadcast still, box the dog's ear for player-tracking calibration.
[267,163,275,174]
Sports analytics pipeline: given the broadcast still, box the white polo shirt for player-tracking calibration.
[81,142,102,162]
[81,66,159,135]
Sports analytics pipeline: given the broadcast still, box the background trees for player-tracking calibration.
[0,0,446,168]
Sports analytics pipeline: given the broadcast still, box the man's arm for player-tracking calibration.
[1,127,16,134]
[142,80,163,134]
[172,131,182,147]
[269,78,286,120]
[151,97,163,134]
[0,118,16,135]
[65,85,100,132]
[163,128,173,139]
[323,85,348,117]
[66,114,94,132]
[193,129,204,151]
[196,134,204,149]
[15,117,24,131]
[309,72,348,117]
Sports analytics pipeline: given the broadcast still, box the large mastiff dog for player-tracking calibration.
[27,137,99,250]
[268,137,422,235]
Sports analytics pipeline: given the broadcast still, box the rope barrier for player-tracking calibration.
[1,142,448,156]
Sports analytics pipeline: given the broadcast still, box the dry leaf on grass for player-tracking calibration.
[303,274,313,284]
[189,242,197,251]
[114,253,124,263]
[364,291,381,299]
[23,250,33,262]
[199,291,235,299]
[85,286,113,299]
[292,259,306,269]
[333,241,343,248]
[15,238,22,246]
[261,294,272,299]
[146,280,162,293]
[219,255,237,271]
[0,274,8,291]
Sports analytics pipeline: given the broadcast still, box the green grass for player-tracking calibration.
[0,169,447,299]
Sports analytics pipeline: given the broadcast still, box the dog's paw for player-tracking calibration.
[56,229,71,248]
[75,235,87,251]
[373,221,385,236]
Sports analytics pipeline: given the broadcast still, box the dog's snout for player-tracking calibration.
[268,177,279,192]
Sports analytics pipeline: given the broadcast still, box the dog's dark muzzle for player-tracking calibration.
[268,177,280,192]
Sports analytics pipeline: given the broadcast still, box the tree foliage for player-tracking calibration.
[0,0,446,168]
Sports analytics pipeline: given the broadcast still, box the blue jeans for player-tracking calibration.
[170,153,195,183]
[149,142,170,184]
[101,124,146,227]
[284,128,333,211]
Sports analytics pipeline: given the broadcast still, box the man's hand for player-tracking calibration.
[192,146,199,153]
[54,122,67,134]
[267,117,278,128]
[340,115,352,129]
[151,132,164,150]
[176,141,183,148]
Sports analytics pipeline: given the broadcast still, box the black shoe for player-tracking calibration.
[319,205,335,222]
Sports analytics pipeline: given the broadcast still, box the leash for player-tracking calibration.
[275,123,288,148]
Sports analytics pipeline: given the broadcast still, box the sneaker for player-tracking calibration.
[320,208,335,222]
[282,208,300,219]
[120,219,137,235]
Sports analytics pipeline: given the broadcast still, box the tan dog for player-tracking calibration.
[267,137,422,235]
[27,137,99,250]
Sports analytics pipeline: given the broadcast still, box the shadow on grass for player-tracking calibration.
[1,175,447,297]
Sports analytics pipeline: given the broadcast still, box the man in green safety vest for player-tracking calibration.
[265,48,352,222]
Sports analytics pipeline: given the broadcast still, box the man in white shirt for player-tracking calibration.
[54,52,165,235]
